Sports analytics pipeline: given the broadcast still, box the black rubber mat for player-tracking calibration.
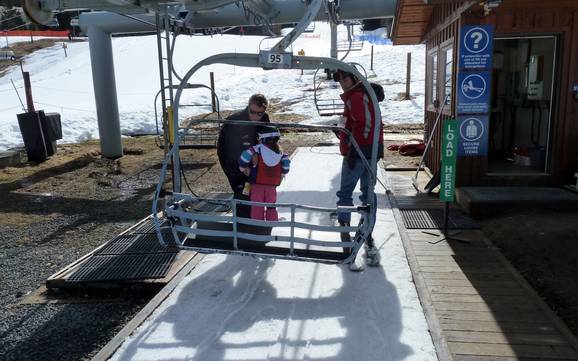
[193,193,233,213]
[400,208,479,229]
[96,233,178,255]
[67,219,179,283]
[67,253,177,282]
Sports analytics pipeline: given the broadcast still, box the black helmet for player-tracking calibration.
[258,126,280,143]
[332,69,357,82]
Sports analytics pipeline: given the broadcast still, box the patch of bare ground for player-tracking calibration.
[382,141,422,169]
[383,122,424,133]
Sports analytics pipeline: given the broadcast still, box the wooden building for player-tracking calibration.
[391,0,578,186]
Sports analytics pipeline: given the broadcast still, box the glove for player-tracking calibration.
[346,151,357,169]
[333,116,348,138]
[251,153,259,166]
[240,167,251,176]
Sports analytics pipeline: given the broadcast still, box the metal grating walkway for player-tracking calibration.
[67,219,179,283]
[400,208,479,229]
[67,253,177,282]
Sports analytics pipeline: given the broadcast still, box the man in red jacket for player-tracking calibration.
[334,70,384,268]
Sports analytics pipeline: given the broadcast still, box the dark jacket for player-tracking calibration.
[217,107,270,175]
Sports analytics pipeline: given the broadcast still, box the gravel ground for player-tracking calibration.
[0,217,150,361]
[0,147,158,360]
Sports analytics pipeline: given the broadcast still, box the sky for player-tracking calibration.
[0,23,425,152]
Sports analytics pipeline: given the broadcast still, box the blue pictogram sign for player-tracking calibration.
[459,25,494,70]
[458,115,489,156]
[457,71,491,114]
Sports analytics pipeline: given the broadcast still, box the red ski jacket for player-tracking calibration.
[339,82,384,159]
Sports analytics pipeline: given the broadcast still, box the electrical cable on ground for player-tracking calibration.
[180,162,232,211]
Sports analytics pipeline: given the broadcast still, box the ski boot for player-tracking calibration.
[364,235,381,267]
[339,221,365,272]
[348,256,366,272]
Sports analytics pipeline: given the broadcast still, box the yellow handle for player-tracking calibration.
[167,106,174,145]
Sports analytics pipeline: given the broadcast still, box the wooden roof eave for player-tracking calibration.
[391,0,434,45]
[421,0,478,42]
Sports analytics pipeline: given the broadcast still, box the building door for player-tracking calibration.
[488,36,558,174]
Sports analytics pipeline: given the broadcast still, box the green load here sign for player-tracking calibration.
[440,119,458,202]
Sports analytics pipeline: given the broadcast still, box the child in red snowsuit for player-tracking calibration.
[238,127,290,221]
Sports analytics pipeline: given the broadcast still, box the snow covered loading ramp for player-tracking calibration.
[106,147,438,361]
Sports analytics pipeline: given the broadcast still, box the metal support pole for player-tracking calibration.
[232,199,238,250]
[405,52,411,100]
[210,72,216,113]
[289,205,295,256]
[370,45,374,71]
[87,25,123,158]
[330,22,338,59]
[22,71,35,112]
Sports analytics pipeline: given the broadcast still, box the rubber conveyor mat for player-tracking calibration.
[67,219,179,282]
[400,208,479,230]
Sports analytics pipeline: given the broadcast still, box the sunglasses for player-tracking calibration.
[249,108,265,116]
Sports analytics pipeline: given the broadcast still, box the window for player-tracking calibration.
[442,43,454,109]
[427,41,455,113]
[427,48,438,107]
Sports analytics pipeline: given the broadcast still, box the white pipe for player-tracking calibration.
[184,0,396,28]
[81,12,155,158]
[87,25,123,158]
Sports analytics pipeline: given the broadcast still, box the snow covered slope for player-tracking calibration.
[0,24,424,151]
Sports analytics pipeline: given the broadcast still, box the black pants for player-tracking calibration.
[225,171,251,219]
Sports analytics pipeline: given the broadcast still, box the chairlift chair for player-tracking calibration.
[152,0,383,265]
[336,22,364,54]
[154,84,220,149]
[155,120,376,265]
[312,62,367,117]
[313,68,344,117]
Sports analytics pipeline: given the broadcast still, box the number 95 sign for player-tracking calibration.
[259,51,292,69]
[269,53,283,63]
